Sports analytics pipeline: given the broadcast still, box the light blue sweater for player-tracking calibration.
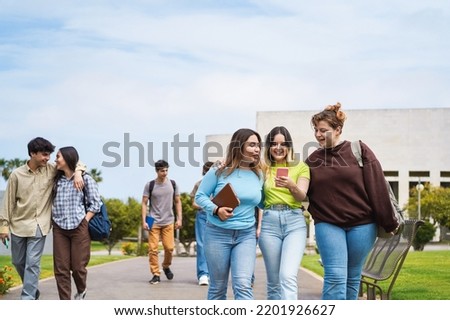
[195,167,264,230]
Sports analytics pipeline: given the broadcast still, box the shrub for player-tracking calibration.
[121,242,136,255]
[0,265,14,295]
[413,221,436,251]
[121,241,149,256]
[136,242,149,256]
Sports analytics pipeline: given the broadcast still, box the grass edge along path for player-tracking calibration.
[301,250,450,300]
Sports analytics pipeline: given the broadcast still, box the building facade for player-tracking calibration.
[255,108,450,208]
[205,108,450,242]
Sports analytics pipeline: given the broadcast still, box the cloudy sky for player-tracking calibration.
[1,0,449,200]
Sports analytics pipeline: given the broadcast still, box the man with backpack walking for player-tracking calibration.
[141,160,182,284]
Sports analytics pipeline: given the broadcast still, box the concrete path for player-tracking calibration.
[2,255,323,300]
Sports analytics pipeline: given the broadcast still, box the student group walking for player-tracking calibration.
[0,103,400,300]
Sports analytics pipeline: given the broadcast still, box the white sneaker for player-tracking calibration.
[198,275,209,286]
[74,290,87,300]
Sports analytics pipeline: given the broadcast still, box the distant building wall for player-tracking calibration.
[204,134,232,162]
[256,108,450,210]
[205,108,450,242]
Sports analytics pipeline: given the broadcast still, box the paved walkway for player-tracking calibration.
[2,254,323,300]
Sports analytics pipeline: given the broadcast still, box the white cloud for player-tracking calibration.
[1,0,449,198]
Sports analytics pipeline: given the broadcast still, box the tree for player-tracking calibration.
[126,197,143,236]
[177,192,196,256]
[421,187,450,229]
[0,158,27,181]
[405,184,450,228]
[0,157,104,184]
[88,168,103,183]
[101,197,141,254]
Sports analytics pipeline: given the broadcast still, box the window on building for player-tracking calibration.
[384,172,399,199]
[384,171,398,177]
[441,182,450,188]
[387,181,399,199]
[408,172,430,196]
[440,172,450,188]
[409,171,430,178]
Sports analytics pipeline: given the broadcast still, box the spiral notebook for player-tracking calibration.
[211,183,240,209]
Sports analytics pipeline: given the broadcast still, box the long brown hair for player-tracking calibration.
[51,146,79,200]
[216,128,262,178]
[264,126,295,166]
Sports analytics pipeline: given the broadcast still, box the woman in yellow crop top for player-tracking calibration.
[258,126,310,300]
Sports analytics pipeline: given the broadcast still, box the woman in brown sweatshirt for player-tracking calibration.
[305,103,399,300]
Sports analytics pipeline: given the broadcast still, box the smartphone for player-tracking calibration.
[276,168,288,178]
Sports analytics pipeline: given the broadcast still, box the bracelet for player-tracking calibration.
[213,206,221,216]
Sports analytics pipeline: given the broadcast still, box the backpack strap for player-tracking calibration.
[81,173,89,213]
[148,179,156,199]
[148,179,177,205]
[350,140,363,167]
[170,180,176,202]
[148,180,155,206]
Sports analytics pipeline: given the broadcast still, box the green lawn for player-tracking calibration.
[301,250,450,300]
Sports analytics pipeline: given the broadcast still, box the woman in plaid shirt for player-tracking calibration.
[51,146,101,300]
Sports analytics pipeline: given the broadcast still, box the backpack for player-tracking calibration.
[82,175,112,241]
[147,179,178,221]
[350,140,405,238]
[148,179,177,206]
[88,202,112,241]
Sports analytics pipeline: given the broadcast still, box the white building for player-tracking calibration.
[205,108,450,242]
[256,108,450,207]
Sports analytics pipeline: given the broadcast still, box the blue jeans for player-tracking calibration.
[315,222,377,300]
[204,222,256,300]
[11,226,46,300]
[195,210,208,279]
[259,208,307,300]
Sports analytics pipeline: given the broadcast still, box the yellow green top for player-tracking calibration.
[264,162,310,209]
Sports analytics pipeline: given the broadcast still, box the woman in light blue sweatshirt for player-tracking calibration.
[195,128,264,300]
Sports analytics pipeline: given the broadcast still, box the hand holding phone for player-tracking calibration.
[2,238,9,249]
[275,168,288,187]
[276,168,288,178]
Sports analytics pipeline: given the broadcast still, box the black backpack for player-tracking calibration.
[148,179,177,207]
[146,180,178,228]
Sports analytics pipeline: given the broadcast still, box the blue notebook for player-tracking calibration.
[145,216,155,229]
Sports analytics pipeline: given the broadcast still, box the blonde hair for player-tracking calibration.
[311,102,347,131]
